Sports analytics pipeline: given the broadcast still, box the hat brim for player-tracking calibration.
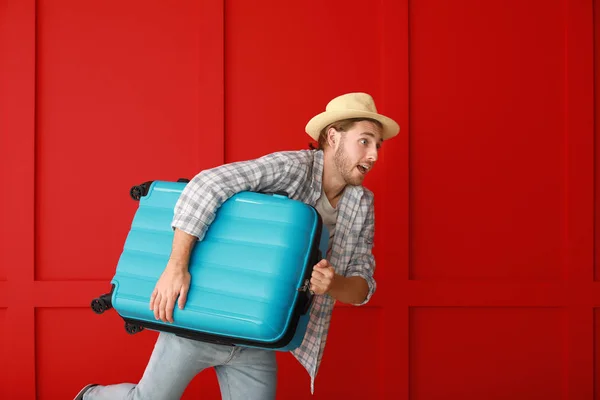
[305,110,400,142]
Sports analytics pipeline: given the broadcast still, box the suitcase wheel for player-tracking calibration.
[124,322,144,335]
[130,185,144,201]
[130,181,153,201]
[90,294,112,315]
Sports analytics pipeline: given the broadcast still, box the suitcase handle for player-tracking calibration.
[303,292,314,314]
[297,247,322,314]
[297,279,314,314]
[264,190,288,198]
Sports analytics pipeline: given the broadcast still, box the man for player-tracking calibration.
[75,92,400,400]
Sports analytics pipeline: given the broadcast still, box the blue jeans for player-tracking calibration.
[84,332,277,400]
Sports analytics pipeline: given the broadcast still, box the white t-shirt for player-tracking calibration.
[314,189,338,258]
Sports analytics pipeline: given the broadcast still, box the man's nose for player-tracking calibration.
[367,147,378,162]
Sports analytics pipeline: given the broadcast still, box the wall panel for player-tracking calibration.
[595,308,599,398]
[36,309,158,399]
[409,307,564,400]
[0,308,6,399]
[35,0,215,281]
[224,0,384,160]
[0,0,225,398]
[409,0,565,281]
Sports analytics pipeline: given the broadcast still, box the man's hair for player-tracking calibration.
[308,118,383,150]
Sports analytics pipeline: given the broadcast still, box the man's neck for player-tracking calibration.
[322,151,346,208]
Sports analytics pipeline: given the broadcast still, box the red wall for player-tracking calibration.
[0,0,598,399]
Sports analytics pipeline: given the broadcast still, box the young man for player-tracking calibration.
[76,92,400,400]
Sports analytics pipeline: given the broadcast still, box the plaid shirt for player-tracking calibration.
[171,149,377,393]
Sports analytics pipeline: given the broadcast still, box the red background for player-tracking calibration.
[0,0,599,399]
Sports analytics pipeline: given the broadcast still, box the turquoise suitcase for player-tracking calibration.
[92,179,328,351]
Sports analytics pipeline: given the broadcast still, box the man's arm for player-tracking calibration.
[343,195,377,306]
[310,195,377,306]
[310,260,369,305]
[149,228,196,323]
[151,152,299,322]
[170,226,198,264]
[172,152,295,242]
[329,274,369,304]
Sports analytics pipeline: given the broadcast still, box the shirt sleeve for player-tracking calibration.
[344,195,376,306]
[171,152,296,241]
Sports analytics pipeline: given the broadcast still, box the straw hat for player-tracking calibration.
[305,92,400,141]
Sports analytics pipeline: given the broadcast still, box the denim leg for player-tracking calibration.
[214,347,277,400]
[84,332,230,400]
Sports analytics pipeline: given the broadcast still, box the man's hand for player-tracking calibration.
[310,259,336,295]
[310,259,371,305]
[149,260,191,323]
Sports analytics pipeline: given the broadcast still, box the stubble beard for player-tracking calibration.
[334,142,363,187]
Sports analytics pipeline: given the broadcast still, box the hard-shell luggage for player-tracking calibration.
[91,179,328,351]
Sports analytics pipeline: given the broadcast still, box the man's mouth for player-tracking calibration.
[357,163,370,175]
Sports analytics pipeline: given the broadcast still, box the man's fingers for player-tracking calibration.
[153,293,161,320]
[165,295,176,323]
[311,277,325,288]
[158,296,167,322]
[314,259,329,269]
[310,274,323,285]
[309,281,325,295]
[323,268,334,279]
[149,289,157,311]
[312,269,326,280]
[178,286,189,310]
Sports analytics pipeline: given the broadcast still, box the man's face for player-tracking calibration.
[333,120,383,186]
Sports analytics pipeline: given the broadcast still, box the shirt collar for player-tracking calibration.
[311,150,324,196]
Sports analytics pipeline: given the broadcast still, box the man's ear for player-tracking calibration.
[327,127,338,148]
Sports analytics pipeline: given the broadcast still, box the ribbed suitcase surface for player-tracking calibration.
[93,180,328,351]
